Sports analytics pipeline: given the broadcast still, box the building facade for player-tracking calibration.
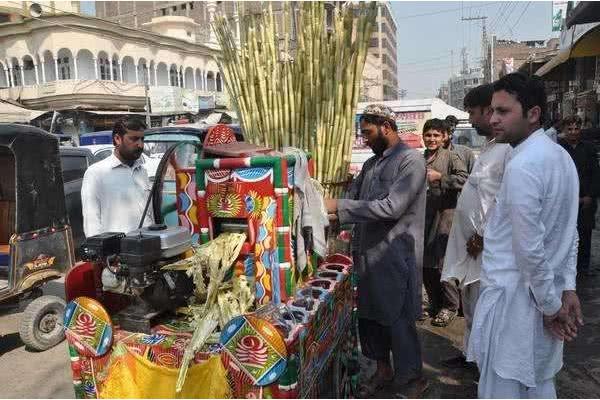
[482,37,560,83]
[361,1,399,102]
[445,67,484,111]
[95,0,400,102]
[0,2,227,132]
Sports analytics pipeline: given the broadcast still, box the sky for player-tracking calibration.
[390,1,559,99]
[77,1,558,101]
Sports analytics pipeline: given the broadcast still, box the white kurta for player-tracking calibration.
[442,139,511,287]
[467,129,579,389]
[81,152,154,237]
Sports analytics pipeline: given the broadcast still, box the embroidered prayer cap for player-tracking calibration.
[362,104,395,122]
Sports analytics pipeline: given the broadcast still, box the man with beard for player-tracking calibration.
[467,72,583,398]
[441,84,511,370]
[82,117,154,237]
[422,118,468,327]
[558,115,600,276]
[325,104,427,396]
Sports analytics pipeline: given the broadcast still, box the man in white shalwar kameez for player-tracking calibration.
[441,84,511,369]
[467,72,584,399]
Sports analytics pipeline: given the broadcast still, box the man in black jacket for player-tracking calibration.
[558,115,600,275]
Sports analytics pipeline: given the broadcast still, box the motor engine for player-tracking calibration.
[81,224,194,331]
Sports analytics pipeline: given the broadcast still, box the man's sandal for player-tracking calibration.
[431,308,457,327]
[358,374,393,398]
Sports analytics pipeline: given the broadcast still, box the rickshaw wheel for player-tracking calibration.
[19,295,66,351]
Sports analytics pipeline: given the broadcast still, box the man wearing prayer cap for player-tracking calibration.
[326,104,428,396]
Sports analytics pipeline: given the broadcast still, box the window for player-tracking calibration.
[369,38,378,48]
[112,60,118,81]
[172,6,177,12]
[161,8,167,16]
[99,58,110,80]
[11,64,21,86]
[93,149,113,163]
[181,3,187,10]
[189,2,194,10]
[187,31,192,37]
[60,155,88,183]
[170,67,179,86]
[57,57,71,80]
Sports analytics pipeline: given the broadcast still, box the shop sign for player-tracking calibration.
[552,1,568,32]
[149,87,199,113]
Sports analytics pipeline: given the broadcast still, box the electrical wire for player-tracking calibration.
[491,2,519,36]
[488,2,510,33]
[395,2,502,20]
[502,2,532,39]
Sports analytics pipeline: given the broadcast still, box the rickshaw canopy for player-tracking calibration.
[0,124,68,234]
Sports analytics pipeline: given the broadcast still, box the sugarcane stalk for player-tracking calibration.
[213,1,376,196]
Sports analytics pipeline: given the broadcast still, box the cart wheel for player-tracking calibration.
[19,295,66,351]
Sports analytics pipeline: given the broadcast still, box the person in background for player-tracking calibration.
[422,118,468,327]
[558,115,600,276]
[444,115,475,173]
[81,117,154,237]
[325,104,428,397]
[544,116,560,142]
[441,84,511,370]
[467,72,583,398]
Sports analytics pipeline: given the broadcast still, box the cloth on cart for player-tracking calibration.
[284,147,329,272]
[100,344,230,399]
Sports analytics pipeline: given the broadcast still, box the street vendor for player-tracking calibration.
[325,104,427,396]
[81,117,154,237]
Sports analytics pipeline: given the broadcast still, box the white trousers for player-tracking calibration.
[478,371,556,399]
[461,281,480,355]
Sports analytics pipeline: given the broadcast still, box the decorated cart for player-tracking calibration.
[63,127,358,399]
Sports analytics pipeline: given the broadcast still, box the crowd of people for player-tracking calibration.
[326,71,597,398]
[79,71,598,399]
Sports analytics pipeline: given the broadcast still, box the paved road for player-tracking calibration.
[0,279,73,399]
[362,228,600,399]
[2,229,600,398]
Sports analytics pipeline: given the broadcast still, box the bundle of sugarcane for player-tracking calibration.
[213,1,376,197]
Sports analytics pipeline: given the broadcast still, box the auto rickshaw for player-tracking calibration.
[0,124,75,351]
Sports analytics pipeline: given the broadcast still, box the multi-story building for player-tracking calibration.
[482,37,560,83]
[445,67,484,111]
[0,1,226,133]
[361,1,399,101]
[437,83,449,104]
[95,1,400,102]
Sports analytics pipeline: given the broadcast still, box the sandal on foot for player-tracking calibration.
[431,308,457,327]
[359,374,393,397]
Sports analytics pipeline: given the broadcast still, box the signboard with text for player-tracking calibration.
[149,87,199,114]
[552,1,568,32]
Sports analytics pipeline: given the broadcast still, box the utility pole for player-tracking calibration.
[143,65,151,127]
[461,16,488,77]
[461,47,468,75]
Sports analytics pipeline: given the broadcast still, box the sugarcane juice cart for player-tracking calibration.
[62,128,358,399]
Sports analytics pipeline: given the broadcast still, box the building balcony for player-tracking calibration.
[0,79,229,112]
